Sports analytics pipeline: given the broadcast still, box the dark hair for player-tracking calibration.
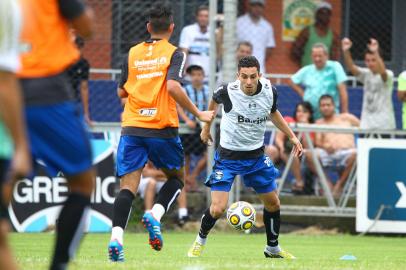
[195,5,209,16]
[186,65,204,74]
[237,41,253,51]
[294,101,314,123]
[147,2,173,34]
[238,56,260,72]
[319,94,334,105]
[74,36,85,49]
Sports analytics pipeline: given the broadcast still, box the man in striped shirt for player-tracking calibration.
[178,65,209,193]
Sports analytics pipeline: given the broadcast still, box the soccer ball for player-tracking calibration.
[226,201,256,231]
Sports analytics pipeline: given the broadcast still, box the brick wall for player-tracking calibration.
[82,0,343,77]
[83,0,112,79]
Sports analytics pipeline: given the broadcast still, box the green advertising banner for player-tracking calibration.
[283,0,321,41]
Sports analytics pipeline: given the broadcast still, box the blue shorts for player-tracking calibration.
[205,151,279,194]
[116,135,184,177]
[25,102,93,177]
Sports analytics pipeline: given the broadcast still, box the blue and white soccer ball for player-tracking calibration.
[226,201,256,231]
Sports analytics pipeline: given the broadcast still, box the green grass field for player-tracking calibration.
[10,232,406,270]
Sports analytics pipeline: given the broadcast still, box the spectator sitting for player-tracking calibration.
[236,0,275,73]
[307,95,359,197]
[179,5,210,80]
[140,162,189,226]
[266,101,314,194]
[291,1,340,67]
[342,37,395,130]
[288,43,348,120]
[178,65,208,192]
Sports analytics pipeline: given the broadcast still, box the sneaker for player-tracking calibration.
[108,239,124,262]
[142,212,163,251]
[264,248,296,259]
[187,241,205,258]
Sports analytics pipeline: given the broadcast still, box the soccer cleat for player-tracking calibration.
[264,248,296,259]
[187,241,205,258]
[142,212,163,251]
[108,239,124,262]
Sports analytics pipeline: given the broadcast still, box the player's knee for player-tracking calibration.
[264,198,280,212]
[210,204,226,218]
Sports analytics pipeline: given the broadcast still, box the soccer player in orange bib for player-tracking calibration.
[18,1,94,269]
[107,2,214,262]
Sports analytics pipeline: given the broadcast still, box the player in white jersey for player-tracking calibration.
[0,1,31,269]
[188,56,303,259]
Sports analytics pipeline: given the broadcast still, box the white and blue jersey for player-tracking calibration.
[205,78,280,193]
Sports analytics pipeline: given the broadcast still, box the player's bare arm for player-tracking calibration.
[200,99,219,145]
[177,104,197,129]
[167,79,214,123]
[269,110,303,157]
[0,71,31,178]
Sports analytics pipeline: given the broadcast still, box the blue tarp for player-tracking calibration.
[89,80,404,129]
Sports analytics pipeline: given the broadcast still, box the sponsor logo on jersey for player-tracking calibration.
[133,57,167,71]
[237,115,267,124]
[139,108,157,116]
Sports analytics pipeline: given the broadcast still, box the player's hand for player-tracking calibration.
[197,110,215,123]
[367,38,379,53]
[341,38,352,51]
[10,145,32,180]
[185,119,197,129]
[200,127,213,146]
[289,136,303,157]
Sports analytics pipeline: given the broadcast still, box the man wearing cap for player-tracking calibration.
[398,71,406,130]
[236,0,275,73]
[291,1,340,67]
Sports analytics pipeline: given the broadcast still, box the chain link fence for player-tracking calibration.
[66,0,406,201]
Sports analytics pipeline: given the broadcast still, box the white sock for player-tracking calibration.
[178,208,188,219]
[196,235,207,245]
[150,204,165,221]
[266,245,281,254]
[111,226,124,245]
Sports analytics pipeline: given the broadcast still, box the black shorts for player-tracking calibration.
[180,132,207,156]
